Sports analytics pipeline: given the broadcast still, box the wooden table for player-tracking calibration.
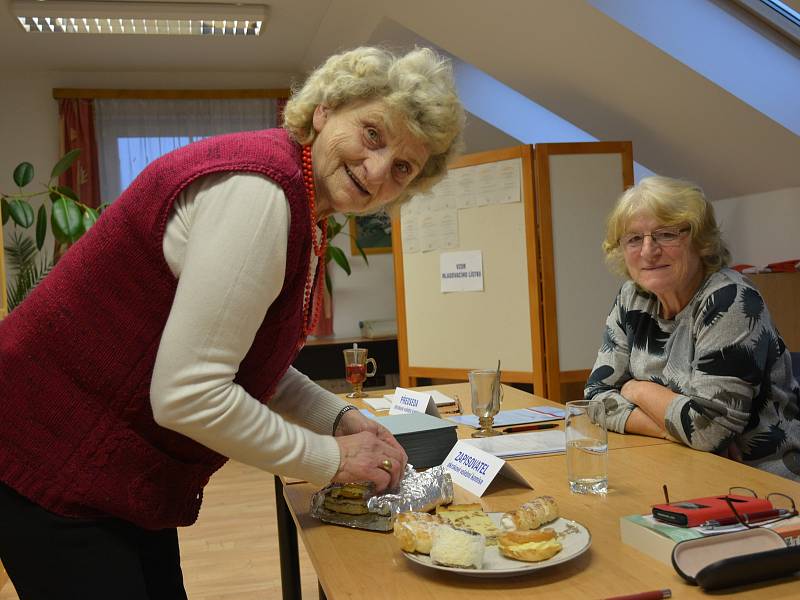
[277,384,800,599]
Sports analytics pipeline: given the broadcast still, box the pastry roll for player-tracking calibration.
[501,496,559,531]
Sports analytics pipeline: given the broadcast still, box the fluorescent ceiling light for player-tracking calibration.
[12,1,269,36]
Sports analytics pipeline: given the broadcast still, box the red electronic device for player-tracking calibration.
[652,494,774,527]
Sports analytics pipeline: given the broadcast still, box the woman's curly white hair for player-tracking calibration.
[283,46,465,201]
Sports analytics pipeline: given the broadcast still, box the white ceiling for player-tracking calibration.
[1,0,798,200]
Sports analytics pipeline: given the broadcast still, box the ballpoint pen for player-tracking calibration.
[502,423,559,433]
[701,508,792,528]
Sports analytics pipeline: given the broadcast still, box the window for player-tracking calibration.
[95,97,280,201]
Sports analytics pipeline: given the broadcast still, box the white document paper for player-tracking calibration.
[463,430,566,458]
[400,203,420,254]
[438,208,460,249]
[363,397,392,411]
[494,159,522,204]
[440,250,484,293]
[419,211,440,253]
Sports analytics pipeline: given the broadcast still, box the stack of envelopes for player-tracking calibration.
[374,412,458,468]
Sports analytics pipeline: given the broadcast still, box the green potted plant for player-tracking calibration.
[325,214,368,293]
[1,149,105,311]
[1,151,367,314]
[309,214,369,336]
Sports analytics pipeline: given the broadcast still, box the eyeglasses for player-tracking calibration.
[660,484,798,529]
[722,487,798,529]
[619,226,690,251]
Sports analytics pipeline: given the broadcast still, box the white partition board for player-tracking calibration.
[548,153,627,371]
[402,162,533,373]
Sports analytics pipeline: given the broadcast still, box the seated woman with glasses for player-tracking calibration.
[585,175,800,480]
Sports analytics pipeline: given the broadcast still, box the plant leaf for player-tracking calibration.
[325,266,333,295]
[13,162,34,188]
[50,149,81,180]
[56,185,79,202]
[5,229,37,273]
[1,197,9,225]
[82,207,99,231]
[352,238,369,265]
[36,204,47,250]
[327,245,351,275]
[5,230,52,312]
[327,215,343,238]
[51,197,84,244]
[9,199,34,228]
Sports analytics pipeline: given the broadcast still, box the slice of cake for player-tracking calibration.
[429,525,485,569]
[436,503,501,545]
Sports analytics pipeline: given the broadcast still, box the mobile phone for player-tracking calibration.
[652,494,773,527]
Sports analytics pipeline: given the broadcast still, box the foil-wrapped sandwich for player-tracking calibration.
[310,465,453,531]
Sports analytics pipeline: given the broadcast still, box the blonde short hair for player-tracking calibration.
[283,46,465,204]
[602,175,731,278]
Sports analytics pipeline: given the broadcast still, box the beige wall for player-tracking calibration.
[0,70,398,337]
[713,187,800,267]
[2,70,798,336]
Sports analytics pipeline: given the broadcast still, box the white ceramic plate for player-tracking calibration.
[402,515,591,578]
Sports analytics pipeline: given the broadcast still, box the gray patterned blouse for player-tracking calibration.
[585,268,800,480]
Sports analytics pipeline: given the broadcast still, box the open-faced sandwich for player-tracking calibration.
[435,503,501,545]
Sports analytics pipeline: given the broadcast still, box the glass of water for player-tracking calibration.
[565,399,608,494]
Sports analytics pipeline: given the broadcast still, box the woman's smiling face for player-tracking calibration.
[310,100,430,218]
[623,212,704,313]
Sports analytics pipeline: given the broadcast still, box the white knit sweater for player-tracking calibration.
[149,171,346,485]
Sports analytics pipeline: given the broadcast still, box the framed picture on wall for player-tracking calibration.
[349,211,392,255]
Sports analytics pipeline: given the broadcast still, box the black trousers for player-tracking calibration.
[0,482,187,600]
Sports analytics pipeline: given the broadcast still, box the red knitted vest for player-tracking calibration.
[0,128,312,529]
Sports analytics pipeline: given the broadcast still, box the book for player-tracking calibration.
[620,514,703,565]
[368,412,458,468]
[620,514,800,566]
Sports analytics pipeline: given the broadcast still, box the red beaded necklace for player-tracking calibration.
[301,144,328,337]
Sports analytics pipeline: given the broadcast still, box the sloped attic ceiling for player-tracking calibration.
[332,0,799,201]
[1,0,797,200]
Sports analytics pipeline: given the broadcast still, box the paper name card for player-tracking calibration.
[389,387,440,416]
[441,440,530,497]
[385,390,456,407]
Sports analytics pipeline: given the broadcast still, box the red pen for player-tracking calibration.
[603,589,671,600]
[502,423,559,433]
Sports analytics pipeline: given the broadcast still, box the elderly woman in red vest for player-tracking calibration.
[0,47,465,598]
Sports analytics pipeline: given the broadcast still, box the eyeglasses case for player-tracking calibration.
[672,528,800,590]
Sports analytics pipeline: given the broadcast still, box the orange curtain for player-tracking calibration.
[311,264,334,337]
[58,98,101,208]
